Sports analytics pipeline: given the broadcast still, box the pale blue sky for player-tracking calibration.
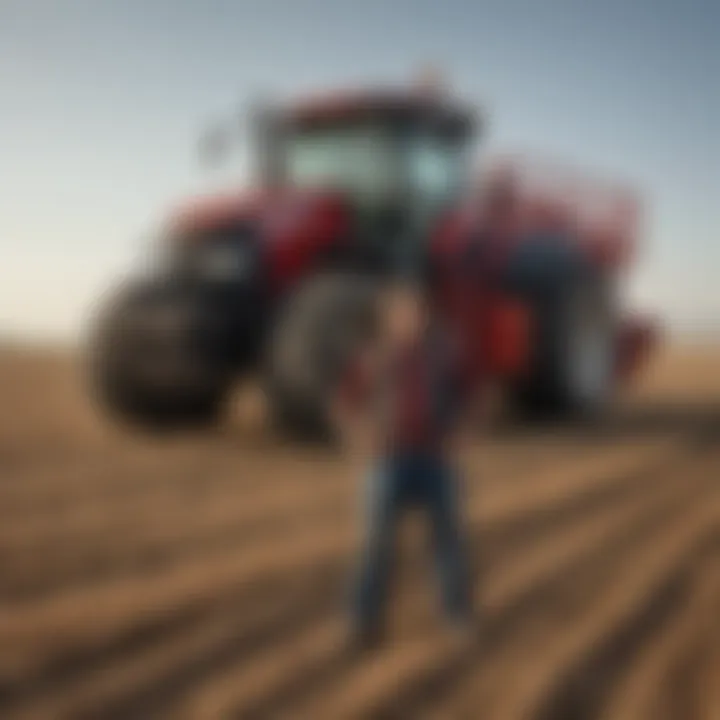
[1,0,717,341]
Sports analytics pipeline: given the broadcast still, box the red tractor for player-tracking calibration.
[89,82,657,433]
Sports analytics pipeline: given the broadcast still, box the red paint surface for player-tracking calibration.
[429,206,532,386]
[168,190,264,234]
[261,191,349,292]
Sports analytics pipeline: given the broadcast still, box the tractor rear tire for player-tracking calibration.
[512,269,616,420]
[266,274,378,442]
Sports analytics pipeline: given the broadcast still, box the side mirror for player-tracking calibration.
[197,94,283,186]
[198,120,235,168]
[197,92,264,169]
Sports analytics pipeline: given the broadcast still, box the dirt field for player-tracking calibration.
[0,345,718,720]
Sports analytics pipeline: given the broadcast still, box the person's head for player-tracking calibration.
[379,279,431,345]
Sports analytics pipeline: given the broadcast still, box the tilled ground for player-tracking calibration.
[0,346,718,720]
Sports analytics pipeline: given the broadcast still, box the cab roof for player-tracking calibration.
[281,86,480,139]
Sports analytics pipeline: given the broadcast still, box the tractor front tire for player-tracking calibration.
[87,281,230,431]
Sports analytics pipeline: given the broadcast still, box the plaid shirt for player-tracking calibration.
[340,324,469,453]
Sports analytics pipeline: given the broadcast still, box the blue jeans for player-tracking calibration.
[353,452,471,634]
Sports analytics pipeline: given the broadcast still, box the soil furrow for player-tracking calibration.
[465,483,720,720]
[1,347,718,720]
[0,440,675,690]
[310,456,719,720]
[1,440,680,603]
[597,557,720,720]
[222,453,716,719]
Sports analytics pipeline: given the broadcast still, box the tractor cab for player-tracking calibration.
[265,88,479,274]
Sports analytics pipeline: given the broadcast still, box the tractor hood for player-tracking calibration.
[167,188,351,290]
[169,188,348,235]
[168,189,267,234]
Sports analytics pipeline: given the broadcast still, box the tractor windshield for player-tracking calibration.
[285,124,397,202]
[285,123,467,208]
[405,133,467,211]
[281,113,472,272]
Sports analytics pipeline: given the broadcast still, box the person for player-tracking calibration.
[332,276,483,649]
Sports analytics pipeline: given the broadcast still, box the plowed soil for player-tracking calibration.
[0,345,718,720]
